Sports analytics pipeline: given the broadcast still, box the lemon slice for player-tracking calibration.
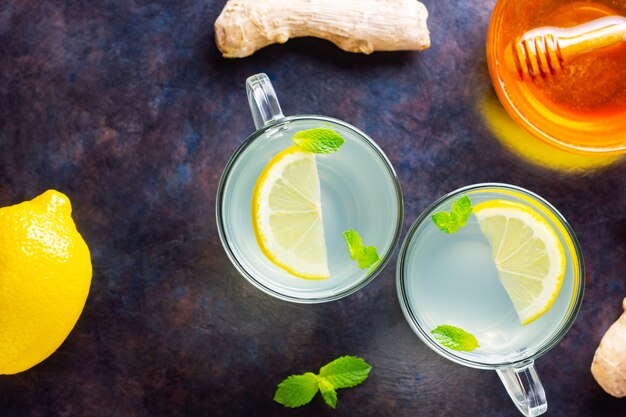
[252,146,329,279]
[473,200,566,325]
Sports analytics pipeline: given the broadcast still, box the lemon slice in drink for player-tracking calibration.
[252,146,330,279]
[473,200,566,325]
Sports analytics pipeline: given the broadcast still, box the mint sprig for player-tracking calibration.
[431,325,480,352]
[292,128,345,154]
[274,356,372,409]
[431,195,473,234]
[343,229,379,269]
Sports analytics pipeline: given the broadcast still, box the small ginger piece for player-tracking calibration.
[214,0,430,58]
[591,297,626,397]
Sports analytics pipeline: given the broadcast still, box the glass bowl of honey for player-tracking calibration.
[487,0,626,154]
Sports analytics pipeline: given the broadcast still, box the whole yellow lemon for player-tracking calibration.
[0,190,92,374]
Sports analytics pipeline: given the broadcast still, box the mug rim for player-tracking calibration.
[396,182,585,369]
[216,114,404,303]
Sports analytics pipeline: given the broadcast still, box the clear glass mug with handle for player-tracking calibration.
[396,183,584,416]
[216,73,403,303]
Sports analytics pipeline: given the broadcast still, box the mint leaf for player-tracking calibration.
[292,128,345,154]
[343,229,379,269]
[273,372,319,408]
[317,377,337,409]
[431,325,480,352]
[431,211,459,234]
[357,246,379,269]
[343,229,364,257]
[451,195,472,226]
[431,196,473,233]
[319,356,372,389]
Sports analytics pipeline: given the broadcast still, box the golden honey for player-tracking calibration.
[487,0,626,154]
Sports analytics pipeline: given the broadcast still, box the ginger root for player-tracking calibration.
[214,0,430,58]
[591,297,626,397]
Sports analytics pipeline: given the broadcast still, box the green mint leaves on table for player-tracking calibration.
[431,195,473,234]
[343,229,380,269]
[431,325,480,352]
[292,128,345,154]
[274,356,372,409]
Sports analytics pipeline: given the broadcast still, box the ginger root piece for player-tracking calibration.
[591,298,626,398]
[214,0,430,58]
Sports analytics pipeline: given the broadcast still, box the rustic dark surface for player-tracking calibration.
[1,0,625,416]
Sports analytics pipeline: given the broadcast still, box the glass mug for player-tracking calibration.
[216,74,403,303]
[397,183,584,416]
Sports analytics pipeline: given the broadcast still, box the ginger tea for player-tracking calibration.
[397,185,583,365]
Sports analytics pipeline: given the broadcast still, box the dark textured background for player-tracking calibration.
[1,0,625,416]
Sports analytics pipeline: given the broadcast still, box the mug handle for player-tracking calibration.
[246,73,285,129]
[496,361,547,417]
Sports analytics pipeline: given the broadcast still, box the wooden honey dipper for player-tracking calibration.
[507,16,626,80]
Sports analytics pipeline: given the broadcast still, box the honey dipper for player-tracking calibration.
[507,16,626,80]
